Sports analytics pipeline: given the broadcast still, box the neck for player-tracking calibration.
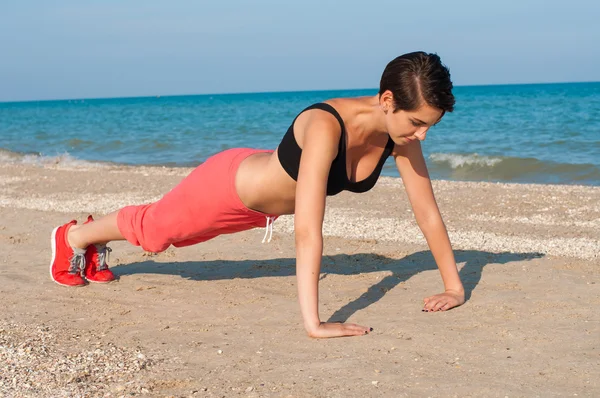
[348,95,389,144]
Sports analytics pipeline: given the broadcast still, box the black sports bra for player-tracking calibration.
[277,103,395,196]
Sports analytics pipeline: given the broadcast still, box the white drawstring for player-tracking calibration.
[261,216,274,243]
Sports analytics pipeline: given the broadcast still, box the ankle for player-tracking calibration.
[67,225,88,250]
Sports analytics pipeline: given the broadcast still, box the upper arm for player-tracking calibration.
[294,114,340,239]
[392,141,439,221]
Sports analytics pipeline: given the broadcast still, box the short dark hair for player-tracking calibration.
[379,51,455,114]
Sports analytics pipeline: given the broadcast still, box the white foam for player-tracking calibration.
[0,150,106,169]
[429,153,503,168]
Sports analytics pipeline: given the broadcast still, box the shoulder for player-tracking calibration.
[303,103,342,132]
[294,104,343,150]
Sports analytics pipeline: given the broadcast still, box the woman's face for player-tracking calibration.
[381,93,444,145]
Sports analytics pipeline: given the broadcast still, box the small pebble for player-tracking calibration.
[0,321,153,397]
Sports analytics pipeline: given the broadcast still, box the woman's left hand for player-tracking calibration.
[422,290,465,312]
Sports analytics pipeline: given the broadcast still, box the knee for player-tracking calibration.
[140,237,171,253]
[118,205,174,253]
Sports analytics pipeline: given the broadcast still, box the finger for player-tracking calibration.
[345,323,372,335]
[423,298,440,311]
[353,325,372,336]
[423,296,432,304]
[432,300,448,312]
[440,300,459,311]
[341,326,367,337]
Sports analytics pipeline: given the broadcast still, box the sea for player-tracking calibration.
[1,82,599,186]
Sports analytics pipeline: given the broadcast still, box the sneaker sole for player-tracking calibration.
[87,278,116,284]
[50,226,86,287]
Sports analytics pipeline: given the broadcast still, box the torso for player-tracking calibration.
[235,98,394,215]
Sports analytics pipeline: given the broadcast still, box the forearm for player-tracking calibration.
[417,214,463,293]
[295,234,323,332]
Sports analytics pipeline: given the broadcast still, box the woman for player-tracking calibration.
[50,51,465,338]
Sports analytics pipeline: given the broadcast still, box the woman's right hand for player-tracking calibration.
[306,322,372,338]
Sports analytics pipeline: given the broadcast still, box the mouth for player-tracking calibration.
[395,137,412,145]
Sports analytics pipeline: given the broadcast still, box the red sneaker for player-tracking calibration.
[50,220,87,287]
[84,216,116,283]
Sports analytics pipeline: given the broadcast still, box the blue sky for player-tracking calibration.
[1,0,599,101]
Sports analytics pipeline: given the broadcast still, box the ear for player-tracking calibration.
[379,90,394,111]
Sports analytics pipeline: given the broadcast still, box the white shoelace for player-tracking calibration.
[69,251,86,277]
[95,245,112,271]
[261,216,275,243]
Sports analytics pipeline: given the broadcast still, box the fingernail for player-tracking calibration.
[370,327,374,332]
[364,330,368,334]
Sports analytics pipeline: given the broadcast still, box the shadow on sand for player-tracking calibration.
[113,249,544,322]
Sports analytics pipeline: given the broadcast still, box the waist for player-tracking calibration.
[236,148,297,215]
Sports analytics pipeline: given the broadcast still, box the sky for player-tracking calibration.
[1,0,599,102]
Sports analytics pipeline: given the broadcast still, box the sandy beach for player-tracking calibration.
[1,160,598,397]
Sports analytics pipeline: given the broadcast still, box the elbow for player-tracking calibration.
[295,230,322,247]
[415,210,444,230]
[294,225,322,247]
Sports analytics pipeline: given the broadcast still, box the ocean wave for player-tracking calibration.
[2,146,599,186]
[429,153,503,168]
[427,152,600,185]
[0,148,106,168]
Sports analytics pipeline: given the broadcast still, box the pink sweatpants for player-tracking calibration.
[117,148,278,253]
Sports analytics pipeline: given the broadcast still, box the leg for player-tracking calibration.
[50,163,212,286]
[68,210,123,249]
[51,148,274,286]
[109,148,269,252]
[51,203,169,286]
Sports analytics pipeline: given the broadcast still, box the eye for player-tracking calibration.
[410,120,425,127]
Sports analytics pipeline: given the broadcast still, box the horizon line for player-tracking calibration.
[2,80,599,104]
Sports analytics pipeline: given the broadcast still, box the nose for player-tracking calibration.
[414,127,428,141]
